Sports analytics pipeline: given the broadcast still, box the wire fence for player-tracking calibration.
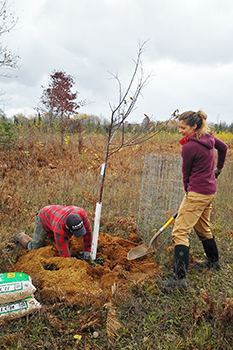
[137,152,233,245]
[137,153,184,244]
[213,159,233,232]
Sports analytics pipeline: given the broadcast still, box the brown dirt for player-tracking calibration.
[12,233,159,307]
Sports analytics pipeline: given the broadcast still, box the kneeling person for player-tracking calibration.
[11,205,92,259]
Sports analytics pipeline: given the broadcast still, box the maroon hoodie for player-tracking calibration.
[181,132,227,194]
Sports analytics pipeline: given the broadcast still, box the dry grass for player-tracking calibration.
[1,126,233,349]
[0,127,180,238]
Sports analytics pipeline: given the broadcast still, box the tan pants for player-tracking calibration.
[172,191,216,247]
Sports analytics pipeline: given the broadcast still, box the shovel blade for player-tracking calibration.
[127,243,154,260]
[127,212,178,261]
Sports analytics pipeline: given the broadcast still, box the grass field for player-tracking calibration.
[0,127,233,349]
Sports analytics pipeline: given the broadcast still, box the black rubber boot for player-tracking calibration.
[195,238,220,269]
[165,245,190,290]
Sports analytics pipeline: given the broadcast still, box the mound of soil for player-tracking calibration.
[13,233,159,307]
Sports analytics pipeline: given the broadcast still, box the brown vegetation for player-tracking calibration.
[1,128,233,349]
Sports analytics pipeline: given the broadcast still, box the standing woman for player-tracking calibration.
[166,110,228,289]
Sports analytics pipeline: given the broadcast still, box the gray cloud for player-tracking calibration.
[1,0,233,124]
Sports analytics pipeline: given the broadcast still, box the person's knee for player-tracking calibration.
[194,229,213,241]
[172,234,189,247]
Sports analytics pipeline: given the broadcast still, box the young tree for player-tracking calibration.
[91,41,177,259]
[39,70,86,145]
[0,0,19,77]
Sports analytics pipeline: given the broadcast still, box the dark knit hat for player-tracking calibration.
[66,214,86,237]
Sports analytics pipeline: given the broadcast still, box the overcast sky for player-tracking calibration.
[1,0,233,125]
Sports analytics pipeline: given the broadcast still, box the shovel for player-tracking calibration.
[127,212,178,260]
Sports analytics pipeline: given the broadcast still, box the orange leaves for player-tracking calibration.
[82,191,94,203]
[219,298,233,324]
[191,289,215,324]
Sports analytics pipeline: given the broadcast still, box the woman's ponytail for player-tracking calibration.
[195,110,210,138]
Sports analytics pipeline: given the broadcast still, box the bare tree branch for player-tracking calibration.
[94,41,178,204]
[91,41,178,259]
[0,0,20,77]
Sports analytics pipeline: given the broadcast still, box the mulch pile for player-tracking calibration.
[13,233,159,307]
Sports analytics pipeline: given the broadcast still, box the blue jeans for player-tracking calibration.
[27,212,48,250]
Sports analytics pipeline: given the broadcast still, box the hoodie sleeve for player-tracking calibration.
[181,145,194,192]
[214,137,228,170]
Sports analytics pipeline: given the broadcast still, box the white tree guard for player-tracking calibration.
[91,202,102,260]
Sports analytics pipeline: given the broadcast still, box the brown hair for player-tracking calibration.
[178,110,210,138]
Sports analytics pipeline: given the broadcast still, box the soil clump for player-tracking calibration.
[13,233,159,307]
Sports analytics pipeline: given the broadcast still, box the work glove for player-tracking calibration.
[84,251,91,260]
[215,168,221,179]
[79,251,91,260]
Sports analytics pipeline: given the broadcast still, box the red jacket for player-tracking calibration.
[39,205,92,257]
[181,132,227,194]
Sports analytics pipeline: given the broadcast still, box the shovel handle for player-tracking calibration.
[163,212,178,229]
[149,212,178,247]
